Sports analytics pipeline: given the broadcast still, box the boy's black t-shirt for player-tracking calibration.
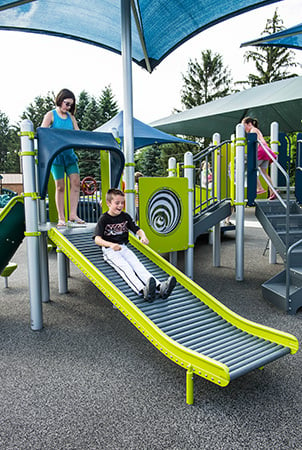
[94,211,140,245]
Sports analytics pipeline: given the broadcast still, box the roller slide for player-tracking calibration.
[48,225,298,396]
[0,196,25,274]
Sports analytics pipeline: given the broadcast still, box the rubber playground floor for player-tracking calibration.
[0,207,301,449]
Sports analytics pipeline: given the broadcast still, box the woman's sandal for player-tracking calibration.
[269,190,279,201]
[67,218,86,227]
[56,220,66,228]
[257,188,266,195]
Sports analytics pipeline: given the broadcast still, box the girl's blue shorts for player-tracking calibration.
[51,162,79,181]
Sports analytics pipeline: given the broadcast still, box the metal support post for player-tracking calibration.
[186,365,194,405]
[121,0,135,219]
[184,152,194,278]
[269,240,277,264]
[212,133,221,267]
[235,124,245,281]
[39,198,50,302]
[57,249,68,294]
[270,121,279,188]
[269,122,279,264]
[168,157,178,267]
[20,119,43,330]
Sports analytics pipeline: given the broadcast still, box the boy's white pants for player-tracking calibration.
[102,244,160,295]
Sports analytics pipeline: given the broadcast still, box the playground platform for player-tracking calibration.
[0,207,301,449]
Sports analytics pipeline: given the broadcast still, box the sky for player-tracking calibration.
[0,0,301,126]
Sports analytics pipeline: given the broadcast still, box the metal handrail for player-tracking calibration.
[257,140,290,241]
[286,238,302,312]
[192,144,215,162]
[193,140,231,163]
[257,140,291,305]
[194,140,232,213]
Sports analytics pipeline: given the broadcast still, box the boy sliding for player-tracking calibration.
[94,188,176,302]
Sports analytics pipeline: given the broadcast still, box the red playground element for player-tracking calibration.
[81,176,97,195]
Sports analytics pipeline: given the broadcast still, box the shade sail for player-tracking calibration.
[0,0,281,72]
[95,111,196,150]
[241,22,302,50]
[151,77,302,139]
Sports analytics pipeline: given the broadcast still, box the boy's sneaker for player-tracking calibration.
[143,277,156,302]
[160,276,176,299]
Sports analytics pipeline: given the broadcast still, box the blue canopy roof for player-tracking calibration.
[95,111,196,150]
[0,0,281,72]
[241,22,302,51]
[37,127,124,199]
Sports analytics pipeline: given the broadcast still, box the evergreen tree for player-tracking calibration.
[76,90,91,129]
[0,111,11,172]
[76,87,119,179]
[82,97,100,131]
[97,85,119,125]
[0,115,20,173]
[159,142,198,172]
[4,149,20,173]
[240,9,300,87]
[181,49,233,109]
[77,97,101,178]
[21,92,55,130]
[135,145,164,177]
[5,126,21,173]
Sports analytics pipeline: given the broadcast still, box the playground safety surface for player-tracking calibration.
[1,207,301,449]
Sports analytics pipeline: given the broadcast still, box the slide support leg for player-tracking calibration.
[186,365,194,405]
[57,249,68,294]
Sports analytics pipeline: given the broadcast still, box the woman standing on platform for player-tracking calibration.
[41,88,85,227]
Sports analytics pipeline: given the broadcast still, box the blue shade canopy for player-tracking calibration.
[0,0,281,72]
[95,111,196,150]
[241,22,302,50]
[37,128,124,199]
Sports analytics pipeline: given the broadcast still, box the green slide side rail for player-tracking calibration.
[0,195,25,274]
[132,234,298,355]
[48,226,298,392]
[0,195,24,221]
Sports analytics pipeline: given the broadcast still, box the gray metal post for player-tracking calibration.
[168,157,178,267]
[39,195,50,302]
[184,152,194,278]
[20,119,43,330]
[270,122,279,188]
[212,133,221,267]
[269,122,279,264]
[121,0,135,219]
[57,250,68,294]
[235,124,245,281]
[35,131,50,303]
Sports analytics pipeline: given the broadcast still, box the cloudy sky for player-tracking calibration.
[0,0,301,125]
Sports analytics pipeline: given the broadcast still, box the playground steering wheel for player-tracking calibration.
[81,176,97,195]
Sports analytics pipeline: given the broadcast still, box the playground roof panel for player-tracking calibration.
[0,0,281,72]
[37,127,124,199]
[95,111,196,150]
[241,22,302,51]
[151,77,302,139]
